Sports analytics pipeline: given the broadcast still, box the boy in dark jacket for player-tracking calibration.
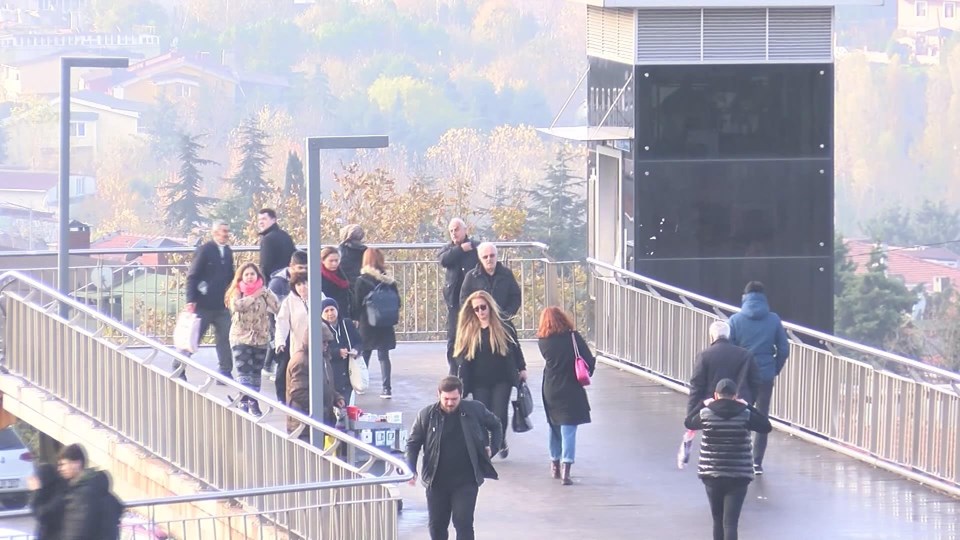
[57,444,123,540]
[685,379,771,540]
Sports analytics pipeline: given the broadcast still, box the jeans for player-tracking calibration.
[702,477,750,540]
[752,381,775,466]
[173,307,232,375]
[471,382,511,447]
[446,306,460,376]
[548,424,578,463]
[362,349,392,392]
[426,482,479,540]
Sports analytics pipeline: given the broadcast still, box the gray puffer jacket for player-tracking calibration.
[684,399,772,480]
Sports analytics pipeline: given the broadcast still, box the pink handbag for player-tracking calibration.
[572,332,591,386]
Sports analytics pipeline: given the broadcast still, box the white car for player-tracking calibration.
[0,428,33,509]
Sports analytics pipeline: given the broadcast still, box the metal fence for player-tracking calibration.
[587,258,960,497]
[0,270,413,539]
[0,242,585,343]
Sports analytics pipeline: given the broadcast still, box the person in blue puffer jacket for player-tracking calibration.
[727,281,789,476]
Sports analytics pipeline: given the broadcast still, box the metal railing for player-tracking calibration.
[587,258,960,497]
[0,242,586,342]
[0,270,413,539]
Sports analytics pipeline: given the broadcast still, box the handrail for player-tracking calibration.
[0,241,550,258]
[0,269,416,477]
[587,257,960,385]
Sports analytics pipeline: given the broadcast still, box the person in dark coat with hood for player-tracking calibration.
[727,281,789,475]
[352,247,400,399]
[320,297,362,403]
[28,463,66,540]
[57,444,123,540]
[438,217,481,375]
[685,379,772,540]
[320,246,354,319]
[537,307,596,485]
[338,224,368,286]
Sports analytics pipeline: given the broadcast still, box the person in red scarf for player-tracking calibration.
[320,246,354,319]
[226,262,279,416]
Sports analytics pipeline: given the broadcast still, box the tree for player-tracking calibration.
[226,118,272,212]
[834,247,917,349]
[861,200,960,251]
[160,133,218,237]
[524,148,586,260]
[140,95,182,166]
[284,150,305,197]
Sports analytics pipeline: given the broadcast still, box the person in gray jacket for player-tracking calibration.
[685,379,772,540]
[728,281,789,475]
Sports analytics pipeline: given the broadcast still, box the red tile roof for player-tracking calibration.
[845,240,960,291]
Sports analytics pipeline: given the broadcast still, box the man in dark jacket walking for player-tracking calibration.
[438,218,480,375]
[257,208,297,280]
[728,281,790,475]
[688,321,761,414]
[407,376,503,540]
[458,242,521,319]
[57,444,123,540]
[180,221,234,379]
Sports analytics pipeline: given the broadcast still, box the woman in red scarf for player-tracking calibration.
[226,262,279,416]
[320,246,354,319]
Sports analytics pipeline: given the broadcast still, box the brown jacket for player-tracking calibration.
[286,324,343,434]
[228,288,279,347]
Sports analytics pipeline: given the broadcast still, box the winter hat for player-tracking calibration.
[321,298,339,313]
[340,224,365,244]
[743,281,765,294]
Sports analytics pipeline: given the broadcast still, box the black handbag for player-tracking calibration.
[511,401,533,433]
[511,381,534,433]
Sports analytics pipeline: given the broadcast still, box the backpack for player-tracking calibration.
[101,490,124,539]
[363,280,400,327]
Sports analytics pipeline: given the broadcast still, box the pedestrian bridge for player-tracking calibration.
[0,244,958,539]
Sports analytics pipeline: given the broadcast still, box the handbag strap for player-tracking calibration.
[571,331,581,358]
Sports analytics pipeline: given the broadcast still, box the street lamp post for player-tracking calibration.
[305,135,388,447]
[58,56,129,316]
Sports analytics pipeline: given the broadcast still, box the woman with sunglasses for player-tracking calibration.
[454,290,527,459]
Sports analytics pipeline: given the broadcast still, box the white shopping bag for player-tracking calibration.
[173,311,201,353]
[349,354,370,393]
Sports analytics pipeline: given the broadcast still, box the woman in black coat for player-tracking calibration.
[352,247,399,399]
[537,307,596,485]
[338,224,368,286]
[320,296,363,403]
[320,246,353,318]
[29,463,65,540]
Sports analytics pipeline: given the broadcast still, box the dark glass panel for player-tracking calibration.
[587,57,635,128]
[635,64,833,159]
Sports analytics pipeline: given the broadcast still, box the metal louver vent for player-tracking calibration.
[586,6,635,65]
[768,8,832,61]
[636,9,701,63]
[703,8,766,62]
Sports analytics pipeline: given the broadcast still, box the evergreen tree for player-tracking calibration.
[524,148,586,260]
[284,150,305,197]
[141,95,181,165]
[228,118,271,210]
[160,133,218,236]
[835,246,917,349]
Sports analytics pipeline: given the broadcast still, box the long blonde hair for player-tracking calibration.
[453,290,515,361]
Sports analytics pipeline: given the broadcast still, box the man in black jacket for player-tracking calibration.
[438,218,480,375]
[687,320,761,414]
[180,221,234,379]
[57,444,123,540]
[407,376,503,540]
[257,208,297,280]
[458,242,521,319]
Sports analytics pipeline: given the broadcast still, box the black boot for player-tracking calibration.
[561,463,573,486]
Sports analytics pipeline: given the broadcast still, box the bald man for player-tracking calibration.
[438,218,480,374]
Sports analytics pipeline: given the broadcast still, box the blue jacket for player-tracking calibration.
[728,292,789,383]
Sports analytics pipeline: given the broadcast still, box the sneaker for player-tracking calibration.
[380,389,392,399]
[355,389,365,395]
[498,444,509,459]
[677,439,693,470]
[753,464,764,476]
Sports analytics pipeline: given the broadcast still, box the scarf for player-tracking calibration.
[239,277,263,296]
[322,266,350,289]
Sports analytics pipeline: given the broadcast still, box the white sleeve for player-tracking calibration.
[275,297,292,345]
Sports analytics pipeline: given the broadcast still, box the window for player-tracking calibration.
[72,177,85,196]
[69,121,86,137]
[946,2,956,18]
[177,84,193,98]
[916,1,928,17]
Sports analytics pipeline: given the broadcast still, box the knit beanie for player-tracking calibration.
[321,297,339,313]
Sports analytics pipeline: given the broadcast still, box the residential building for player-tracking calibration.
[0,30,160,64]
[897,0,959,57]
[0,50,144,99]
[90,231,188,266]
[845,239,960,292]
[0,168,95,211]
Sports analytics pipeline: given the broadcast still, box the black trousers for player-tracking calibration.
[273,336,291,404]
[752,381,775,466]
[471,382,511,446]
[426,482,479,540]
[446,306,460,376]
[702,477,750,540]
[173,307,232,375]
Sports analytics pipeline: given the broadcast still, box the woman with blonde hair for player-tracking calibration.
[537,306,595,485]
[226,262,279,416]
[455,290,527,459]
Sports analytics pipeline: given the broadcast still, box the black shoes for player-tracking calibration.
[754,464,764,476]
[380,388,392,399]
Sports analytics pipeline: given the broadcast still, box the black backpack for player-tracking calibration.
[363,280,400,327]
